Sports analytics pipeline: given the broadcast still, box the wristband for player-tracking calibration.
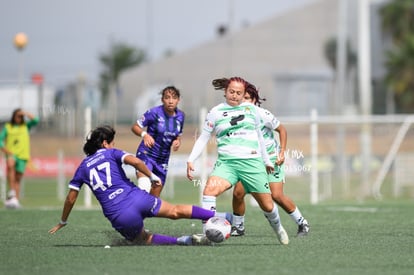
[141,131,147,138]
[59,220,67,225]
[150,173,161,184]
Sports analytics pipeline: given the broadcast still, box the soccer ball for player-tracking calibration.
[205,216,231,243]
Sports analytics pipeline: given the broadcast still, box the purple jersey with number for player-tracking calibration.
[68,148,162,240]
[136,105,185,182]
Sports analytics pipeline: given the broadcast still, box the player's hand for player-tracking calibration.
[265,165,274,174]
[275,151,285,165]
[143,134,155,148]
[186,162,195,181]
[48,223,66,234]
[171,139,180,151]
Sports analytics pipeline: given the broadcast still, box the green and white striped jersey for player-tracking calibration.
[203,102,265,160]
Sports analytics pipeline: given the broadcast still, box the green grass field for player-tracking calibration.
[1,178,413,275]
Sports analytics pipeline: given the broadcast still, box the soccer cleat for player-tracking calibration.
[230,226,245,237]
[191,234,211,245]
[276,225,289,245]
[297,219,310,237]
[4,197,21,209]
[177,235,193,245]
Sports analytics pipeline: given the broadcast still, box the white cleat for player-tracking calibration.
[4,197,21,209]
[276,225,289,245]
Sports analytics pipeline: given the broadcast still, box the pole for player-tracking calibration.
[199,107,207,204]
[18,52,25,108]
[336,0,349,197]
[358,0,372,199]
[14,33,28,108]
[84,106,92,208]
[310,109,319,204]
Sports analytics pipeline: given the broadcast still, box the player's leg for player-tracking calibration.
[137,173,151,193]
[270,182,310,236]
[148,162,167,197]
[136,155,152,193]
[156,199,229,221]
[252,192,289,245]
[270,163,310,236]
[4,157,22,209]
[231,181,246,236]
[143,229,210,245]
[119,217,203,245]
[5,156,16,198]
[118,196,211,246]
[238,158,288,244]
[199,173,233,232]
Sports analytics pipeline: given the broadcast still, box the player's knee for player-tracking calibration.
[203,185,220,196]
[233,192,244,202]
[167,206,182,219]
[204,178,229,196]
[271,193,283,203]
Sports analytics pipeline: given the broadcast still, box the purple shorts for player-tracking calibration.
[111,188,162,241]
[137,152,168,185]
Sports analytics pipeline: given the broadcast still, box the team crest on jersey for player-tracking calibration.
[244,106,252,114]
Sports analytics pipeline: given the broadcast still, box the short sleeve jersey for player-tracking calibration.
[203,102,262,160]
[69,148,137,220]
[258,107,281,159]
[136,105,185,163]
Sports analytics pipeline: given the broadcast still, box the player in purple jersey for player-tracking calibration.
[49,125,231,245]
[131,86,185,197]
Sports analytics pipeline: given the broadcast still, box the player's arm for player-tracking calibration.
[48,188,79,234]
[186,131,211,181]
[24,111,39,128]
[131,122,146,137]
[131,122,155,148]
[275,123,287,165]
[23,111,35,120]
[172,114,185,151]
[123,154,160,184]
[0,127,13,157]
[172,135,181,152]
[254,107,273,172]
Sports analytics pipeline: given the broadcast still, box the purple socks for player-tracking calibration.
[151,234,178,245]
[190,205,215,220]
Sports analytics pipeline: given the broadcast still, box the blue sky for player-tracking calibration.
[0,0,313,86]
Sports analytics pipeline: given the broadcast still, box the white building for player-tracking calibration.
[117,0,386,123]
[0,84,55,122]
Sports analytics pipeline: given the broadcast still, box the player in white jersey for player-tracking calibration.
[231,84,310,237]
[187,77,289,245]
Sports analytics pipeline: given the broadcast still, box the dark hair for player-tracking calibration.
[160,86,180,98]
[212,77,265,106]
[10,108,23,125]
[212,76,248,91]
[245,82,266,107]
[83,125,116,156]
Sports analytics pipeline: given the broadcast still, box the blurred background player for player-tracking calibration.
[230,82,310,237]
[0,108,39,209]
[49,125,231,245]
[187,77,289,245]
[131,86,185,196]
